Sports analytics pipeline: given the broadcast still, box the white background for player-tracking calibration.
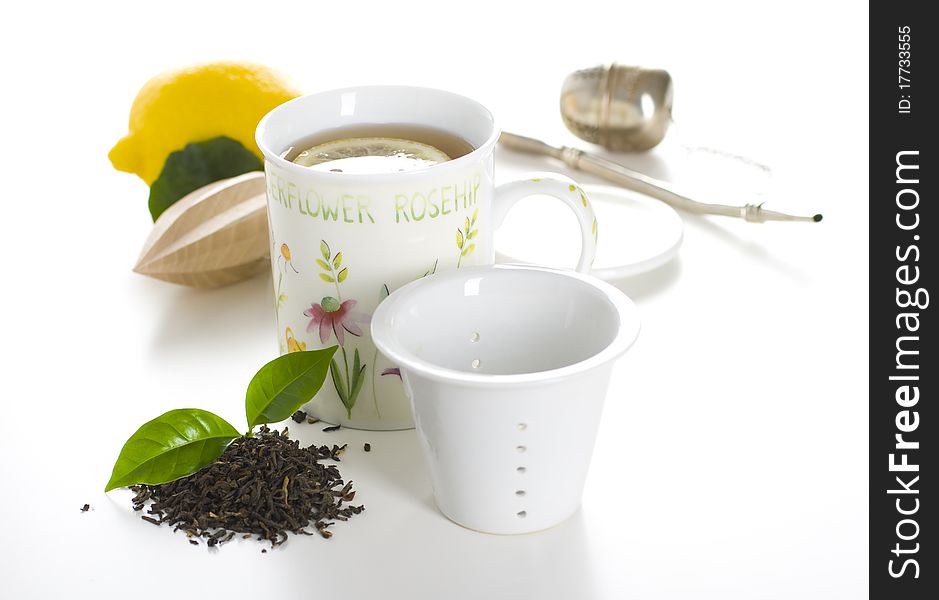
[0,1,868,598]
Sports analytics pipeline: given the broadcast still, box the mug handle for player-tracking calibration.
[493,172,598,273]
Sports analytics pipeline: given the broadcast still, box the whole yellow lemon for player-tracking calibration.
[109,62,300,184]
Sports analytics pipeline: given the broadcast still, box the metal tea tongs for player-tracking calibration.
[500,64,822,224]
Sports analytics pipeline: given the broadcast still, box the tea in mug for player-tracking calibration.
[283,124,474,174]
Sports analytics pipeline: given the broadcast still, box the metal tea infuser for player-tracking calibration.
[501,63,822,224]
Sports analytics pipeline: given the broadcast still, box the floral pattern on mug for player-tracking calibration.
[304,297,369,346]
[565,183,599,250]
[279,243,300,273]
[455,208,479,268]
[367,258,441,418]
[274,242,299,352]
[284,327,306,353]
[308,240,370,419]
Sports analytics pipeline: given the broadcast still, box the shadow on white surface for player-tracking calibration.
[143,273,274,354]
[607,256,683,302]
[681,213,814,285]
[393,507,602,599]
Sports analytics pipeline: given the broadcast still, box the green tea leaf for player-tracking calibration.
[316,259,331,271]
[333,252,343,269]
[104,409,239,491]
[464,216,471,232]
[319,274,335,283]
[320,240,331,261]
[245,348,339,429]
[461,243,476,257]
[148,137,263,221]
[456,230,464,249]
[337,267,348,283]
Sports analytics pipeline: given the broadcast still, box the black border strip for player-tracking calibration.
[871,4,934,597]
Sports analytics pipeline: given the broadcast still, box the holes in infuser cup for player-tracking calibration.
[516,445,526,453]
[515,490,526,497]
[516,423,527,431]
[471,359,481,369]
[517,511,527,519]
[470,332,480,343]
[516,466,526,474]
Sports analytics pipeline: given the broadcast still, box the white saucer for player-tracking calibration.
[495,184,683,281]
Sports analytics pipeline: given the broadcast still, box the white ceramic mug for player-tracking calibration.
[371,265,640,534]
[256,86,598,430]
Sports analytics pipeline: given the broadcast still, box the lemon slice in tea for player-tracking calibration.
[292,137,451,174]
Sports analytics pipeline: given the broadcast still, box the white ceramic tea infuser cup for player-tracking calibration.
[371,264,640,534]
[257,86,598,430]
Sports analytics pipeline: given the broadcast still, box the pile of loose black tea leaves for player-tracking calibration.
[129,426,363,548]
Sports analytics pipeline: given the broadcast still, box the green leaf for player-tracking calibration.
[320,240,331,261]
[104,409,239,491]
[464,216,471,232]
[456,229,464,249]
[148,137,262,221]
[471,208,478,225]
[343,349,367,417]
[329,357,348,402]
[316,259,331,271]
[467,229,478,240]
[461,243,476,257]
[349,365,367,409]
[333,252,343,269]
[245,347,339,429]
[337,267,348,283]
[319,273,335,283]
